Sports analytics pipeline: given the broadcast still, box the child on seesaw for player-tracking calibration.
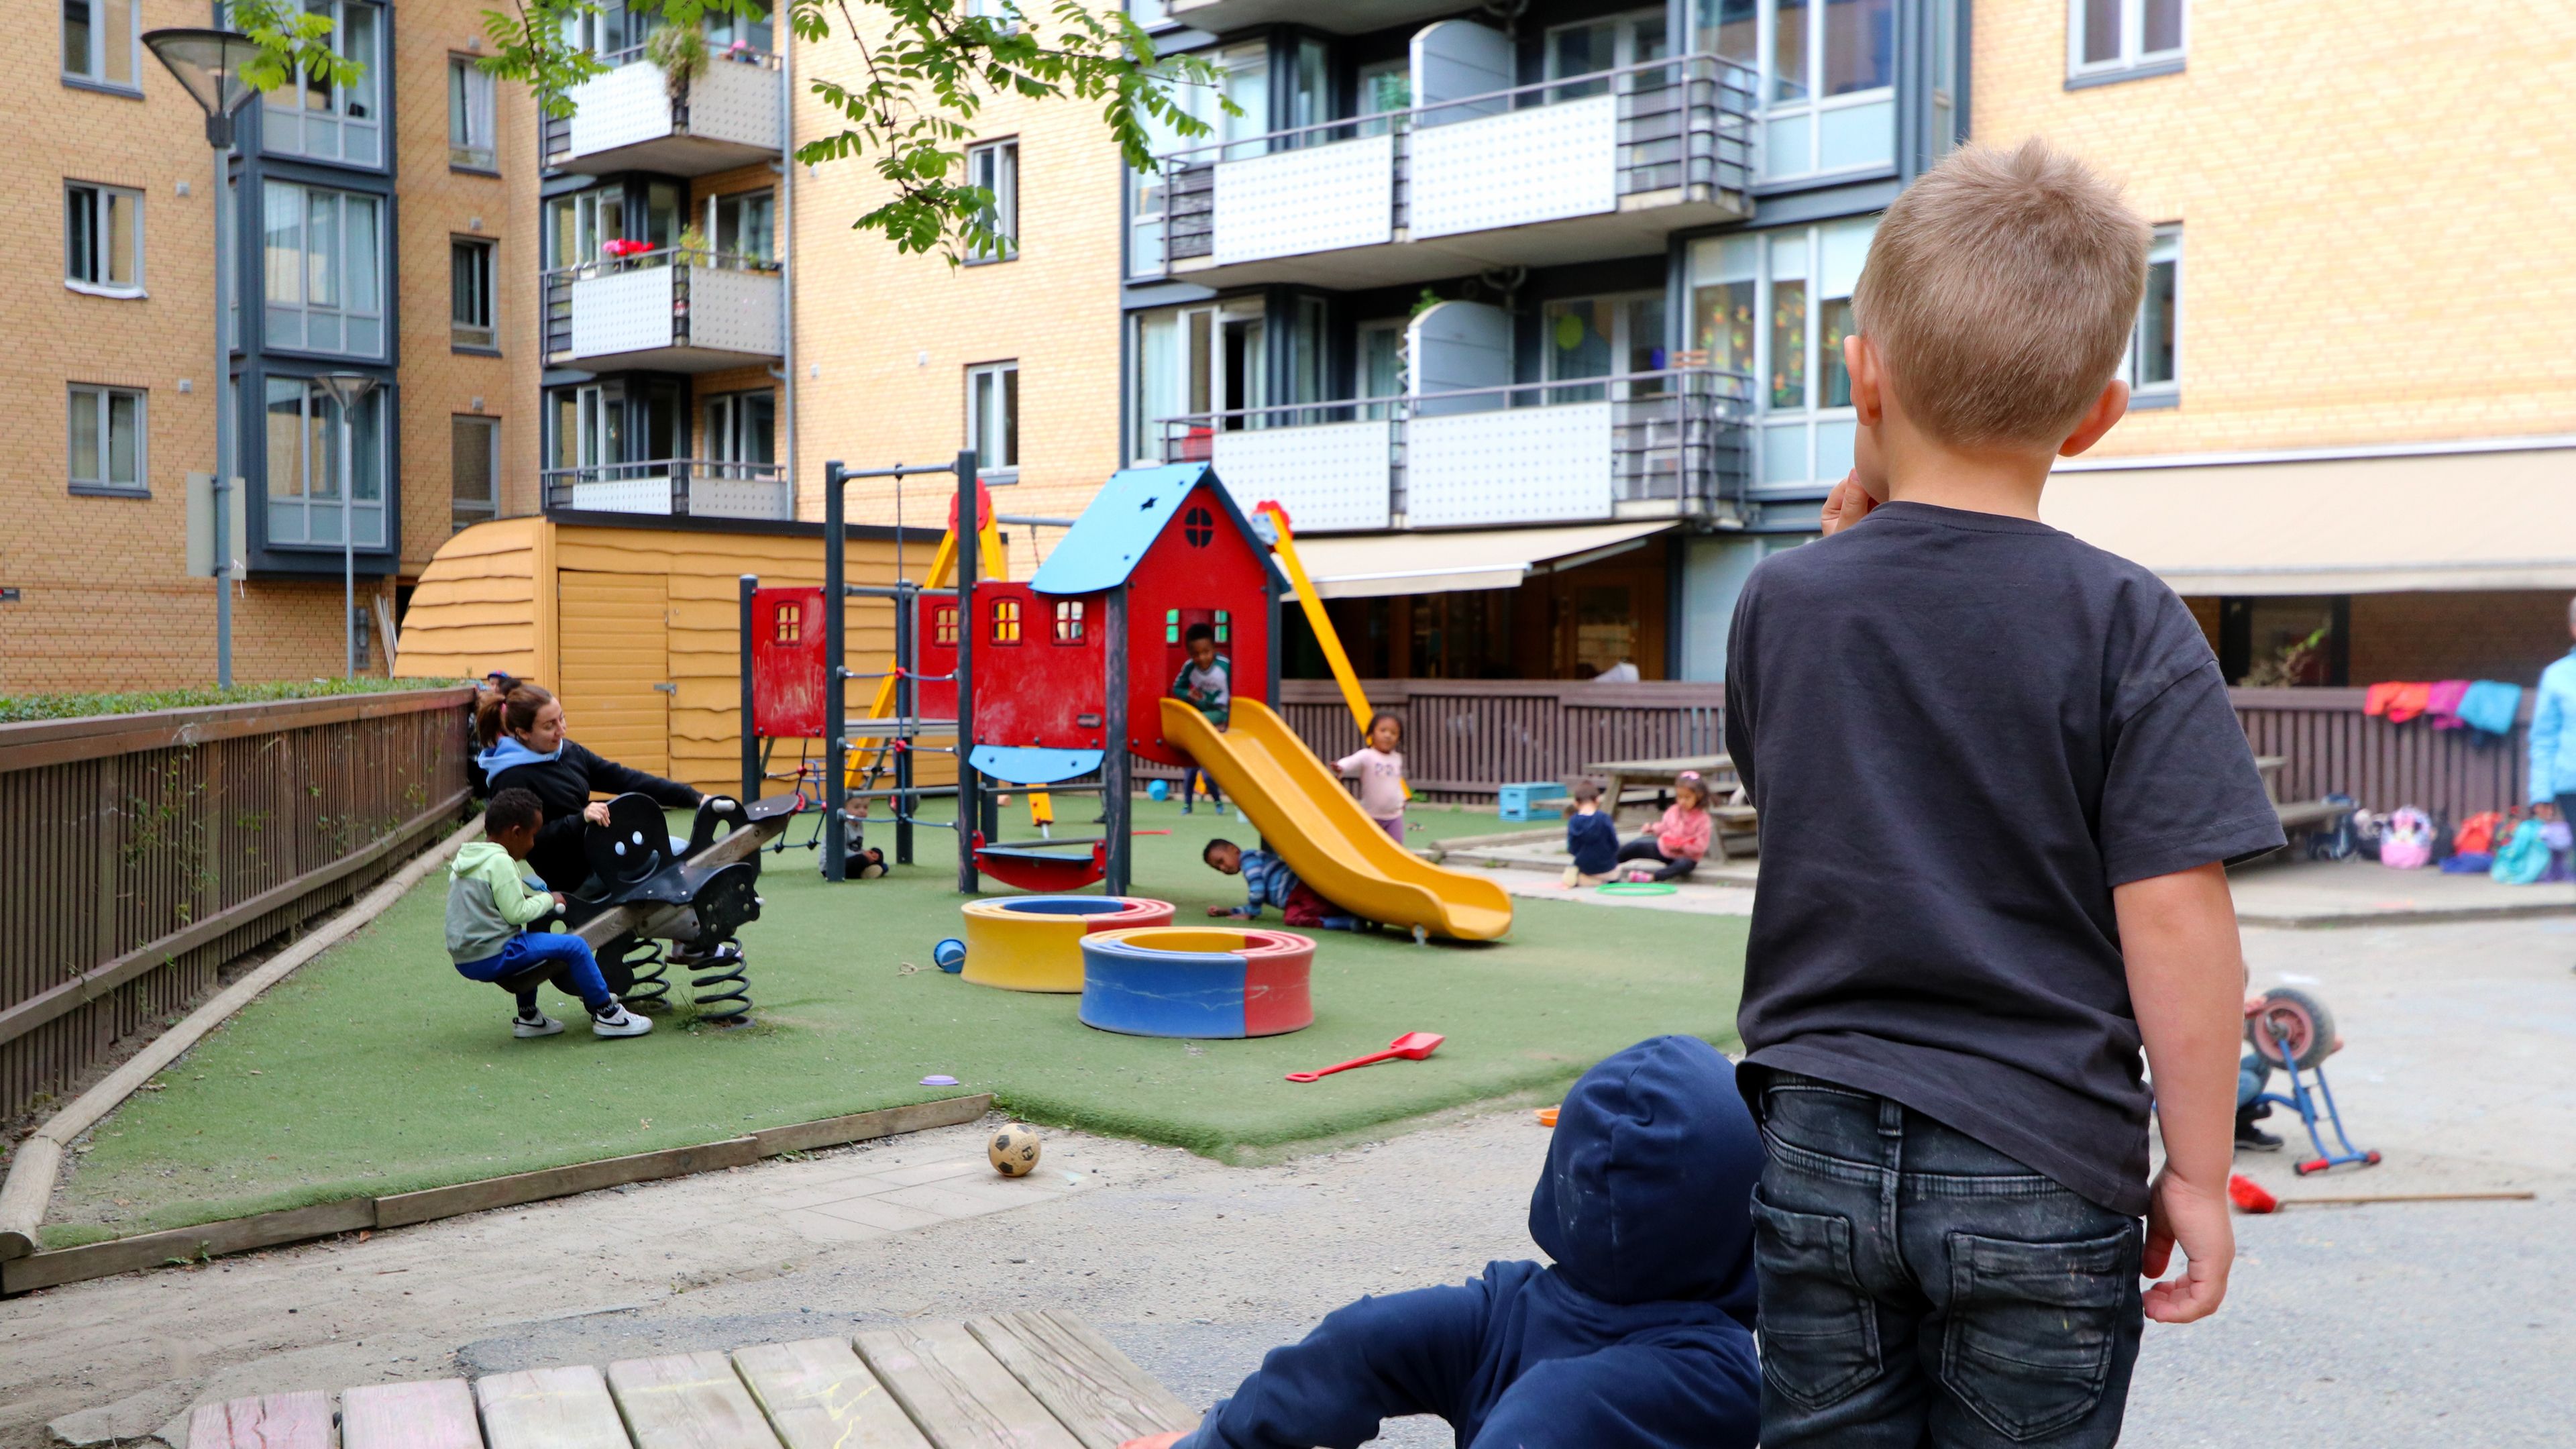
[447,788,652,1039]
[1202,838,1363,931]
[1335,712,1407,845]
[1124,1036,1762,1449]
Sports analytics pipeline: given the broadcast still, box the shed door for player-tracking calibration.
[557,569,671,777]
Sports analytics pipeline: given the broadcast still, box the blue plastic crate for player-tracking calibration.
[1496,780,1569,822]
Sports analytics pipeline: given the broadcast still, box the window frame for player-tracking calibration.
[264,180,388,359]
[964,138,1019,264]
[2067,0,2186,85]
[448,55,498,171]
[64,181,145,298]
[450,236,498,352]
[1687,215,1879,493]
[1750,0,1899,181]
[61,0,141,93]
[263,0,384,166]
[263,375,388,549]
[451,414,500,531]
[67,384,148,496]
[2120,225,2182,407]
[965,360,1020,480]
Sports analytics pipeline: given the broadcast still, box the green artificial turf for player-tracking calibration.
[46,798,1744,1244]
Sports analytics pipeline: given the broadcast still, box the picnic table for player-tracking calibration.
[1579,753,1758,861]
[186,1311,1197,1449]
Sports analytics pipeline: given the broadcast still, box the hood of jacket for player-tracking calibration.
[451,839,516,877]
[476,737,562,777]
[1527,1034,1764,1322]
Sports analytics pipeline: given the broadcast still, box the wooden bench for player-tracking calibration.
[2250,755,2351,855]
[189,1311,1197,1449]
[1580,754,1754,861]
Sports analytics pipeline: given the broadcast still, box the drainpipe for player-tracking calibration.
[777,36,798,517]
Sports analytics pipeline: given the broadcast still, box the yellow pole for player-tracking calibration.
[1256,502,1409,800]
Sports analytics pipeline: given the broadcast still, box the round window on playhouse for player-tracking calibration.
[1183,506,1214,548]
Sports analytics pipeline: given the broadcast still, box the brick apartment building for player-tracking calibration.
[1,0,539,695]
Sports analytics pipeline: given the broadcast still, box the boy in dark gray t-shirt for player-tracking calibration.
[1725,142,2282,1449]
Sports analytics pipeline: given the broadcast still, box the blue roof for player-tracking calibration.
[1028,464,1273,596]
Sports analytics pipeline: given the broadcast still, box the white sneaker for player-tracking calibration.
[1560,866,1580,888]
[513,1012,565,1038]
[590,1003,653,1038]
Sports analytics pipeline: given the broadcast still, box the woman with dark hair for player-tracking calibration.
[474,677,702,893]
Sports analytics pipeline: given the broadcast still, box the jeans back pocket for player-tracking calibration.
[1750,1187,1883,1413]
[1940,1224,2136,1442]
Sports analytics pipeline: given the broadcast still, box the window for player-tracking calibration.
[451,238,496,350]
[2123,227,2181,402]
[62,0,138,89]
[708,1,772,54]
[564,0,657,56]
[1355,59,1411,137]
[967,362,1019,478]
[68,385,146,495]
[1356,320,1404,421]
[1127,0,1171,25]
[934,605,959,645]
[1212,609,1230,644]
[452,415,499,531]
[1542,293,1667,402]
[1131,305,1215,462]
[1694,0,1894,179]
[965,140,1018,262]
[1688,216,1877,490]
[65,182,142,296]
[449,56,496,170]
[708,190,776,262]
[264,376,386,547]
[1546,10,1668,99]
[703,390,776,474]
[991,597,1022,644]
[265,182,385,357]
[1052,600,1085,643]
[1163,608,1181,644]
[264,0,382,165]
[2071,0,2185,83]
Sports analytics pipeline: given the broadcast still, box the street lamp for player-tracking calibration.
[314,372,380,678]
[145,28,265,690]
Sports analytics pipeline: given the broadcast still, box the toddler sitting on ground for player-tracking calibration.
[1561,779,1619,886]
[1125,1035,1760,1449]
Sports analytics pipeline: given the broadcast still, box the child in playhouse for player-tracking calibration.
[1123,1034,1761,1449]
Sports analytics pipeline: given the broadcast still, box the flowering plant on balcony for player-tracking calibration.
[602,238,654,259]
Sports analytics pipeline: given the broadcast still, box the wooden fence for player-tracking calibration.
[2231,686,2532,820]
[0,689,474,1122]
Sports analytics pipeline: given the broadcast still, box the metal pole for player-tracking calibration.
[822,461,847,881]
[344,438,357,676]
[1102,584,1131,897]
[739,574,759,804]
[894,582,915,865]
[955,449,980,893]
[211,140,233,689]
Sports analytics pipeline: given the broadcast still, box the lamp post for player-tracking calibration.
[145,29,264,690]
[314,372,380,677]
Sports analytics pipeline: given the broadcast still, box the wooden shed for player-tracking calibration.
[396,515,939,794]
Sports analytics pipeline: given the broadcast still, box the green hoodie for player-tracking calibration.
[446,840,559,965]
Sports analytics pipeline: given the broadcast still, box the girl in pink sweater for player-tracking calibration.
[1617,771,1713,881]
[1337,714,1408,845]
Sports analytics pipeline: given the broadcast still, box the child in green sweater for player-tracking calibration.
[447,788,651,1038]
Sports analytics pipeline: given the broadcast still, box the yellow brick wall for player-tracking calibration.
[1972,0,2576,457]
[788,21,1128,572]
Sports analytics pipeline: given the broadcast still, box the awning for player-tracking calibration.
[1287,521,1673,600]
[2041,444,2576,595]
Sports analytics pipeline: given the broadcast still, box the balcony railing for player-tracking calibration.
[1150,54,1753,280]
[545,247,783,367]
[1158,365,1754,533]
[543,458,792,521]
[546,44,783,175]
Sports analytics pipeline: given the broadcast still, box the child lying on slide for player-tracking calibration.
[1125,1036,1762,1449]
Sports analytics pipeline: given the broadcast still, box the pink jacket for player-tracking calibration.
[1652,804,1713,861]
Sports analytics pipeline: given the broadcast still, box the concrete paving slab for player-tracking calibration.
[2229,858,2576,927]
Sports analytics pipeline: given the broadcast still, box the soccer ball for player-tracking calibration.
[989,1126,1042,1177]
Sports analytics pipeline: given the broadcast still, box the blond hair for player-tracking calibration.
[1851,139,2149,447]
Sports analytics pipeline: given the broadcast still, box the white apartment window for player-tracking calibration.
[967,362,1020,478]
[1132,306,1215,462]
[449,56,497,170]
[66,182,143,296]
[265,376,386,547]
[708,189,776,262]
[62,0,138,89]
[265,182,385,357]
[966,140,1019,262]
[266,0,382,165]
[1127,0,1171,25]
[703,391,777,474]
[1542,293,1667,402]
[1687,216,1878,490]
[68,385,146,495]
[1695,0,1894,180]
[2071,0,2185,81]
[453,416,500,530]
[1546,10,1668,99]
[451,238,496,350]
[2123,227,2182,402]
[1356,319,1404,420]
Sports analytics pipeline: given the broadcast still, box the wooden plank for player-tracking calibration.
[478,1364,635,1449]
[748,1095,992,1157]
[342,1379,482,1449]
[607,1350,782,1449]
[185,1391,335,1449]
[966,1311,1199,1449]
[734,1340,933,1449]
[0,688,472,775]
[3,1199,376,1294]
[376,1136,763,1228]
[854,1322,1084,1449]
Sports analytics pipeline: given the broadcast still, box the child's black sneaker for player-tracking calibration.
[590,1002,653,1038]
[513,1010,565,1038]
[2233,1103,2282,1152]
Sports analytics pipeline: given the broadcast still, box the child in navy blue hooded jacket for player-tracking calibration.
[1126,1035,1762,1449]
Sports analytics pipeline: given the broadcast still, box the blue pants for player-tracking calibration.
[2237,1053,2271,1108]
[456,931,612,1014]
[1183,765,1222,808]
[1750,1073,2143,1448]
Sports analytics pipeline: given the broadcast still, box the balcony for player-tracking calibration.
[547,250,783,372]
[1166,0,1457,34]
[1161,366,1754,533]
[547,47,782,176]
[543,460,793,521]
[1148,56,1752,290]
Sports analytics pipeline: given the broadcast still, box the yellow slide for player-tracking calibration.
[1163,698,1513,942]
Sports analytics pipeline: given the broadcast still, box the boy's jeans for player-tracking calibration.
[455,932,612,1014]
[1750,1073,2143,1448]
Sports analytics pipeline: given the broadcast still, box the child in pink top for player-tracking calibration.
[1617,771,1714,881]
[1337,714,1408,845]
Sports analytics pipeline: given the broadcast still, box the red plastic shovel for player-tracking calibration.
[1286,1031,1444,1083]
